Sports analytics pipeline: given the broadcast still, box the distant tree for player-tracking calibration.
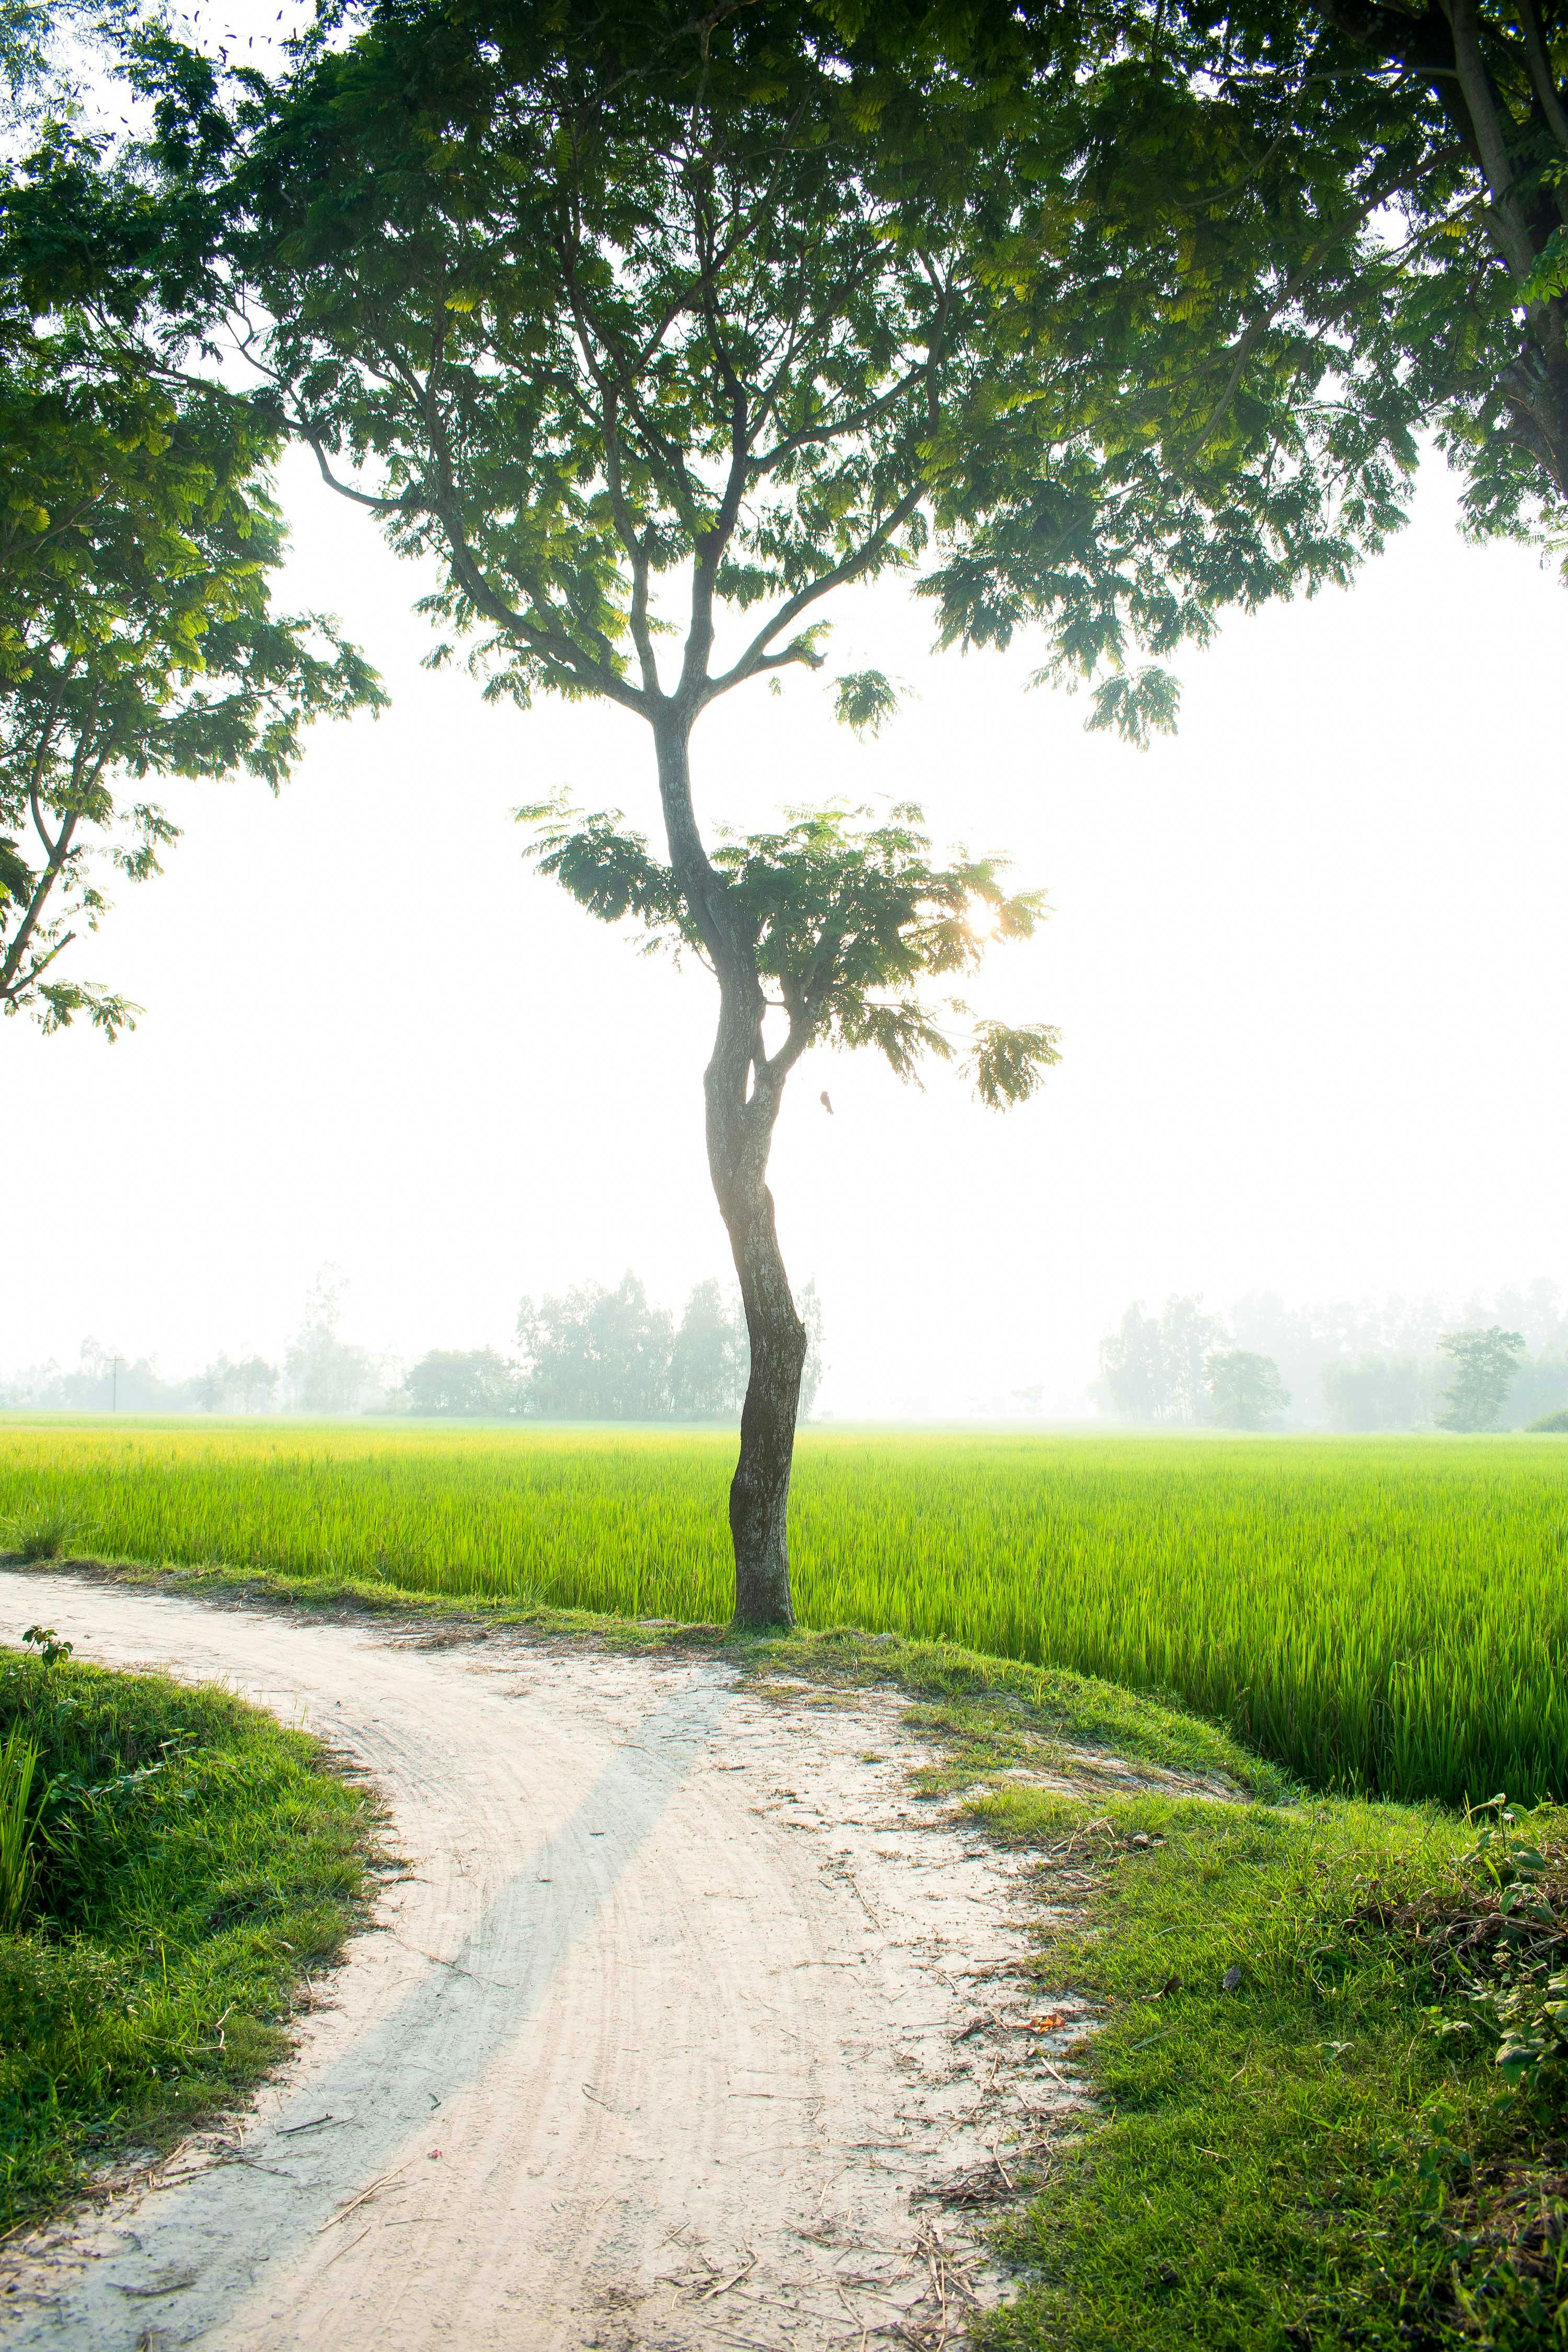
[37,1336,190,1411]
[517,1274,674,1422]
[1436,1327,1526,1433]
[668,1281,747,1423]
[1206,1349,1290,1431]
[1161,1299,1225,1425]
[284,1275,384,1415]
[1528,1409,1568,1434]
[1503,1350,1568,1432]
[1320,1352,1428,1433]
[513,1270,824,1422]
[1098,1306,1167,1424]
[402,1347,522,1419]
[196,1352,277,1414]
[1,136,383,1036]
[1100,1297,1223,1424]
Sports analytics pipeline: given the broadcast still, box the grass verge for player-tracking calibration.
[0,1641,377,2231]
[959,1773,1568,2351]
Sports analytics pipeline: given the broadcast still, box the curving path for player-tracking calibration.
[0,1567,1076,2350]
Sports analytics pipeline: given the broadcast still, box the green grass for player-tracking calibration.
[963,1771,1568,2352]
[0,1645,375,2227]
[2,1419,1566,1805]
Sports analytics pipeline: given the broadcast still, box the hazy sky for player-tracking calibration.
[7,413,1566,1411]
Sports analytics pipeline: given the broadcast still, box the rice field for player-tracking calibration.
[2,1419,1565,1807]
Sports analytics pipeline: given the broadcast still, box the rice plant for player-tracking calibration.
[0,1723,43,1931]
[1,1419,1564,1804]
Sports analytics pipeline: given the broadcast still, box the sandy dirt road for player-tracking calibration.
[0,1567,1081,2350]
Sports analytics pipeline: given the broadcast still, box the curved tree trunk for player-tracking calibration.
[705,984,807,1630]
[654,710,805,1631]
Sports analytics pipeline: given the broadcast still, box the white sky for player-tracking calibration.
[6,434,1566,1414]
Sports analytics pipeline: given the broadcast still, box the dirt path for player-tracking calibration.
[0,1569,1081,2350]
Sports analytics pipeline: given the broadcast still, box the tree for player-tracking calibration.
[195,1352,277,1413]
[402,1346,523,1416]
[284,1274,385,1414]
[1206,1348,1289,1429]
[516,1273,675,1421]
[1099,1296,1223,1422]
[798,1279,826,1422]
[1,136,384,1035]
[121,0,1422,1628]
[1436,1325,1526,1431]
[1098,1306,1167,1423]
[123,0,1457,1618]
[668,1279,747,1422]
[1320,1351,1428,1432]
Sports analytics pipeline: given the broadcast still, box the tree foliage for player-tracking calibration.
[521,797,1060,1105]
[1206,1346,1290,1429]
[1,133,383,1035]
[194,1352,278,1413]
[283,1275,385,1414]
[1117,0,1568,558]
[1437,1324,1526,1431]
[1099,1297,1224,1424]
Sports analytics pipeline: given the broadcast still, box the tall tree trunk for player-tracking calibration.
[654,710,805,1631]
[706,984,807,1630]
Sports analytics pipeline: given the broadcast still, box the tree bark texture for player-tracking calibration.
[653,713,806,1630]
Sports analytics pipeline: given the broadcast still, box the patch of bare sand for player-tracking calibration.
[0,1568,1098,2350]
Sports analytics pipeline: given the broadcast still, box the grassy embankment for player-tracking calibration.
[0,1641,374,2229]
[2,1417,1565,1804]
[919,1679,1568,2352]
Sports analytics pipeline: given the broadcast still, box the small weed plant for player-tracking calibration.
[1426,1798,1568,2093]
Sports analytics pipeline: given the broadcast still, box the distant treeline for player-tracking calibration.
[409,1273,824,1422]
[1097,1283,1568,1433]
[0,1272,825,1423]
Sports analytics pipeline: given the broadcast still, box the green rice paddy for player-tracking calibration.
[2,1420,1565,1807]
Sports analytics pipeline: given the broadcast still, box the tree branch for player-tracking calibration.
[699,482,928,707]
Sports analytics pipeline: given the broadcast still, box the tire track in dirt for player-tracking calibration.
[0,1568,1085,2349]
